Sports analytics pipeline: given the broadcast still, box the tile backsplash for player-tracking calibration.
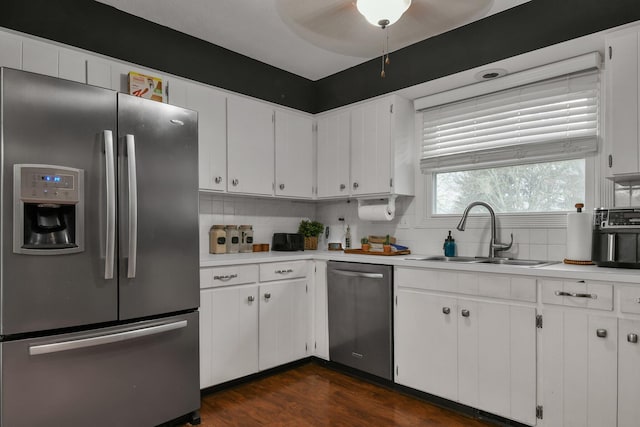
[199,194,568,260]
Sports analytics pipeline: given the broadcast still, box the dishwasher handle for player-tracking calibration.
[332,270,384,279]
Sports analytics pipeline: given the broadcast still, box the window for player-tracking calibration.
[419,68,599,215]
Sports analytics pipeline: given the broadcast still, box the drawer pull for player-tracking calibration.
[264,293,271,300]
[596,329,607,338]
[461,309,470,318]
[214,274,238,281]
[275,269,294,274]
[555,291,597,299]
[247,295,255,302]
[628,333,638,344]
[442,307,451,315]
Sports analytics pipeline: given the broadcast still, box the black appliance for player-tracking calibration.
[272,233,304,251]
[592,207,640,268]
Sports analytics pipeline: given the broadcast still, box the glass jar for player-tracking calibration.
[209,225,226,254]
[225,225,240,254]
[239,225,254,253]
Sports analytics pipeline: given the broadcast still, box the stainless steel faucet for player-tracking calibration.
[456,201,513,259]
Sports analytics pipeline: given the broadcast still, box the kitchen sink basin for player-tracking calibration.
[404,256,486,263]
[404,256,558,267]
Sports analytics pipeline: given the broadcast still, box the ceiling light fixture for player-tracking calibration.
[356,0,412,78]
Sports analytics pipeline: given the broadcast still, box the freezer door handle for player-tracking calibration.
[126,134,138,279]
[28,320,188,356]
[332,270,384,279]
[104,130,116,280]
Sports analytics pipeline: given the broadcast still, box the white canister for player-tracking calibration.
[566,203,593,262]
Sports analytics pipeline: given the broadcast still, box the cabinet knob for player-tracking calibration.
[628,333,638,344]
[353,182,359,190]
[279,183,285,190]
[339,184,346,191]
[442,307,451,315]
[214,176,222,184]
[596,329,607,338]
[264,293,271,300]
[247,295,255,302]
[461,309,470,318]
[232,178,239,186]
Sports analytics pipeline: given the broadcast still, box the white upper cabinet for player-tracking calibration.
[86,58,111,89]
[316,110,350,198]
[187,83,227,192]
[166,77,188,108]
[605,29,640,182]
[227,96,275,196]
[350,95,414,197]
[58,49,86,83]
[274,110,313,198]
[22,39,58,77]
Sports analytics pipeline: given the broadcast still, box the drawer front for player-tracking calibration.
[541,280,613,311]
[395,267,457,292]
[259,260,308,282]
[620,286,640,314]
[477,275,536,302]
[200,264,259,289]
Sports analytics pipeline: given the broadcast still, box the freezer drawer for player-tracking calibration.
[1,312,199,427]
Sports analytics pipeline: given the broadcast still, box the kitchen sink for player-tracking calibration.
[404,256,558,267]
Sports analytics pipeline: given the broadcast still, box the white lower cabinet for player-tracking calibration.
[199,262,309,388]
[540,309,617,427]
[395,269,537,426]
[618,318,640,427]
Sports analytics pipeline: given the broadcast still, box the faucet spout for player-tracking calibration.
[455,201,513,258]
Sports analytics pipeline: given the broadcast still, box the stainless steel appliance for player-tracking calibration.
[593,207,640,268]
[0,68,200,426]
[327,261,393,380]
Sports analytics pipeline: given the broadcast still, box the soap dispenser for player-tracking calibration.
[443,230,456,257]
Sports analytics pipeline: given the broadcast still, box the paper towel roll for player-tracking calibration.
[566,210,593,261]
[358,204,395,221]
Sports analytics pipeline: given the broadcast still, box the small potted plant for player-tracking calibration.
[383,234,392,253]
[298,219,324,250]
[361,237,370,252]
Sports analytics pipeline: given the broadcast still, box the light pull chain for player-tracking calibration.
[380,24,391,78]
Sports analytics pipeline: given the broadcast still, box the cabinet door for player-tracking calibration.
[395,290,458,401]
[209,285,259,386]
[542,310,617,427]
[0,34,22,69]
[58,49,86,83]
[259,280,308,371]
[350,98,391,196]
[22,39,58,77]
[274,110,313,198]
[313,261,329,360]
[199,288,215,388]
[606,31,640,177]
[618,318,640,427]
[188,84,227,191]
[86,58,111,89]
[227,96,274,196]
[317,111,350,198]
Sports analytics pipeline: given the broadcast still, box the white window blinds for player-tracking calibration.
[420,70,599,173]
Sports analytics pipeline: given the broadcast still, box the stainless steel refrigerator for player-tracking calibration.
[0,68,200,427]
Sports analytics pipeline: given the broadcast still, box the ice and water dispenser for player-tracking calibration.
[13,164,84,254]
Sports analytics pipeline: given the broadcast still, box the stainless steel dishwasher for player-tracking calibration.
[327,261,393,380]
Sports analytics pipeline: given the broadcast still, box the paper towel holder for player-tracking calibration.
[357,195,397,216]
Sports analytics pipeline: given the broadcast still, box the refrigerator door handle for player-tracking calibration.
[104,130,116,280]
[126,134,138,279]
[29,320,188,356]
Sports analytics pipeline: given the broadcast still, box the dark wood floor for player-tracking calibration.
[188,362,493,426]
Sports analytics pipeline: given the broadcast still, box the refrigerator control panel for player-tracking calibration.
[16,165,81,204]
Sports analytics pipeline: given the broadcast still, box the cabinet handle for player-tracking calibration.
[353,182,359,189]
[635,298,640,304]
[232,179,239,186]
[247,295,255,302]
[442,307,451,315]
[275,269,294,274]
[279,183,285,190]
[340,184,346,191]
[213,274,238,281]
[554,291,597,299]
[596,329,607,338]
[264,293,271,300]
[628,333,638,343]
[461,309,470,318]
[214,176,222,184]
[608,154,613,168]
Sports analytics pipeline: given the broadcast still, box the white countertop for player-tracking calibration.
[200,250,640,285]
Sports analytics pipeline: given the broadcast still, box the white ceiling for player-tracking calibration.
[95,0,531,81]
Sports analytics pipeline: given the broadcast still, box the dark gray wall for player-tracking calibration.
[2,0,640,113]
